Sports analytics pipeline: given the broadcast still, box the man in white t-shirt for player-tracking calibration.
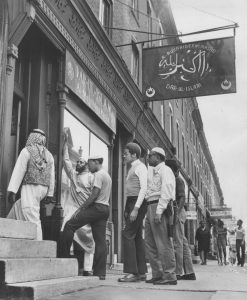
[59,155,112,280]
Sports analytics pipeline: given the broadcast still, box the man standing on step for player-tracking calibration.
[145,147,177,285]
[166,159,196,281]
[59,154,112,280]
[61,130,95,276]
[7,129,55,240]
[118,142,148,283]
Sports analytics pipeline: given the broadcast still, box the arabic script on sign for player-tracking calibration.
[158,49,211,82]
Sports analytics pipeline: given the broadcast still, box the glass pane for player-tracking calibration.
[64,110,90,160]
[61,110,90,208]
[90,133,109,171]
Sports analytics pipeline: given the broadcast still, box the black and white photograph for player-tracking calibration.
[0,0,246,299]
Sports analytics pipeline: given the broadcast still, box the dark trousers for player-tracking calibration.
[236,239,245,266]
[122,196,147,275]
[59,203,109,276]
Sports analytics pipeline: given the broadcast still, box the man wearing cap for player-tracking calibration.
[166,159,196,280]
[7,129,55,240]
[61,131,95,276]
[118,142,147,282]
[59,152,112,280]
[145,147,177,285]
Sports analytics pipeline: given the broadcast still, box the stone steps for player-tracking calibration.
[0,218,37,240]
[0,217,100,299]
[0,238,56,258]
[0,258,78,284]
[1,276,99,300]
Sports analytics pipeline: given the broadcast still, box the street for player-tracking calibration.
[46,261,247,300]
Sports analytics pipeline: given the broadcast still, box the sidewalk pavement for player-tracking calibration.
[46,260,247,300]
[105,260,247,292]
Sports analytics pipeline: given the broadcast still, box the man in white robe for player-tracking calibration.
[61,132,95,275]
[7,129,55,240]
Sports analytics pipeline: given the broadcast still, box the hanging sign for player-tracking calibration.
[142,37,236,101]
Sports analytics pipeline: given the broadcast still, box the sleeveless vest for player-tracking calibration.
[22,152,52,187]
[126,163,141,197]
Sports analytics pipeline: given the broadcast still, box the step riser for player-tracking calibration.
[2,277,99,300]
[0,238,57,258]
[0,218,37,240]
[0,259,78,284]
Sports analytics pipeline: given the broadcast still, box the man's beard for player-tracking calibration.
[76,165,86,173]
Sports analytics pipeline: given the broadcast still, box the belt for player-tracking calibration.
[147,199,159,205]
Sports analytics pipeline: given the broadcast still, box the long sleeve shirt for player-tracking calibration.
[8,148,55,196]
[126,159,147,208]
[145,162,175,214]
[63,144,94,206]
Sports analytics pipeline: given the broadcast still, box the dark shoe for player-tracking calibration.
[153,279,177,285]
[139,274,147,281]
[176,275,182,280]
[82,271,93,276]
[181,273,196,280]
[99,275,106,280]
[118,274,141,282]
[145,277,162,283]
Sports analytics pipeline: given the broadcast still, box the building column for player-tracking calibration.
[0,0,8,217]
[0,43,18,216]
[107,133,115,265]
[51,83,68,242]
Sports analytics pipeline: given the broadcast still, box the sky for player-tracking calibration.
[170,0,247,225]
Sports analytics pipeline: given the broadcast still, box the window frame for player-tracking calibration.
[131,41,140,84]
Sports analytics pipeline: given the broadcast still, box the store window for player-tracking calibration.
[61,110,109,207]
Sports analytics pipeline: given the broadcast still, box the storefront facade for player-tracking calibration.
[0,0,175,264]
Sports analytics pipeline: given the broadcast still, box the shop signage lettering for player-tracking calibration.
[65,51,116,133]
[143,37,236,101]
[37,0,165,147]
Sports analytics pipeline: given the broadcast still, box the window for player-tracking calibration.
[176,122,180,159]
[147,1,152,46]
[132,0,138,10]
[131,42,139,84]
[199,145,202,164]
[182,135,185,167]
[169,104,174,143]
[194,162,196,185]
[99,0,112,34]
[197,166,199,188]
[158,22,163,47]
[190,153,193,178]
[160,103,164,129]
[187,145,190,173]
[181,99,184,118]
[189,118,192,141]
[131,0,139,19]
[185,108,189,132]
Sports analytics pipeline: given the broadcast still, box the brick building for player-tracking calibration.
[0,0,226,264]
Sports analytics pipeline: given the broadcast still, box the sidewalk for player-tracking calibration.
[105,260,247,292]
[46,261,247,300]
